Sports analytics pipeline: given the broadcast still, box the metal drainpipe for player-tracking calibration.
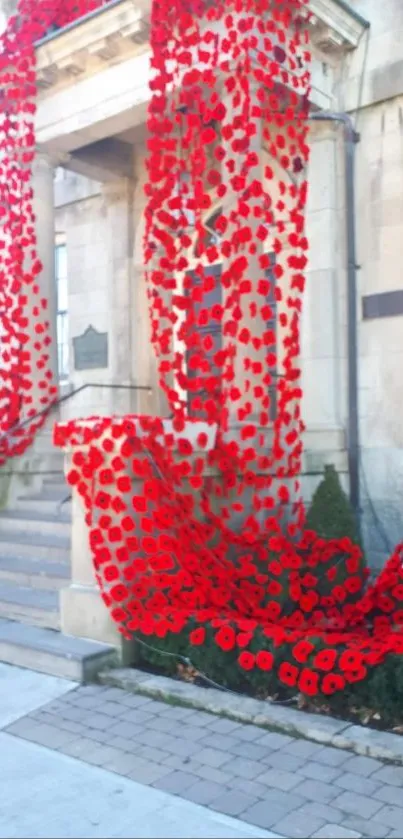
[308,111,361,528]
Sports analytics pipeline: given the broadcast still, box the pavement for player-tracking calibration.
[1,663,403,838]
[0,663,277,839]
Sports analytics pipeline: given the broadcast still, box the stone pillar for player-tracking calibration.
[60,449,121,648]
[221,91,268,424]
[31,151,59,401]
[301,123,344,430]
[57,419,217,648]
[132,145,164,418]
[104,178,136,416]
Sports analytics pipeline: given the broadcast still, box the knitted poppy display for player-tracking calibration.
[2,0,403,698]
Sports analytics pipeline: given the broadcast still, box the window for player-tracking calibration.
[55,239,69,380]
[194,208,223,257]
[187,209,278,420]
[186,264,222,419]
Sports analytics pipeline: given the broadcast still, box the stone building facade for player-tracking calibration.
[2,0,403,584]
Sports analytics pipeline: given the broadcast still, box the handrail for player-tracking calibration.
[0,382,152,446]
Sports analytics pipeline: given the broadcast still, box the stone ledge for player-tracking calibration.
[98,667,403,765]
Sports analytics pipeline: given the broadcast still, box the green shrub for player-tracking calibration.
[306,464,360,545]
[136,623,292,698]
[134,467,393,725]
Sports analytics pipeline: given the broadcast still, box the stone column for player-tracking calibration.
[58,419,217,648]
[299,124,349,502]
[31,150,60,402]
[60,448,121,648]
[301,123,344,429]
[104,178,135,416]
[221,92,267,425]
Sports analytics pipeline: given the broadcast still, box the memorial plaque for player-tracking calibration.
[73,325,108,371]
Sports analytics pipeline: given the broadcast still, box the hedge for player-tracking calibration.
[135,625,403,728]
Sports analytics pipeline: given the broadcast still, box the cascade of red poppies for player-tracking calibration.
[0,0,109,463]
[2,0,403,698]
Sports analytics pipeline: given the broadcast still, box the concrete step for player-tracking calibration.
[15,495,72,517]
[22,451,65,470]
[0,618,118,681]
[0,532,70,562]
[42,483,70,496]
[21,487,69,502]
[43,475,67,489]
[0,510,71,538]
[0,533,70,562]
[0,556,69,590]
[0,582,60,630]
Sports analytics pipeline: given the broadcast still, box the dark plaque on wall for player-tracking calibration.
[73,325,108,371]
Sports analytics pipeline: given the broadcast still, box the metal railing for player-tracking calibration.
[0,382,153,476]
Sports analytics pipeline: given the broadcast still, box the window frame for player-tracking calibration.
[55,236,69,382]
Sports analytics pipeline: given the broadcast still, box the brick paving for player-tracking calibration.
[5,683,403,839]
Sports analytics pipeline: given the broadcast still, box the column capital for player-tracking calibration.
[34,146,71,171]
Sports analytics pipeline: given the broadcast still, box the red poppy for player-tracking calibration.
[267,580,283,597]
[117,476,132,493]
[104,565,119,583]
[215,626,236,652]
[256,650,274,671]
[322,674,345,695]
[132,496,147,513]
[292,640,315,664]
[238,651,255,671]
[111,607,127,624]
[266,601,282,621]
[300,591,319,612]
[278,661,299,688]
[339,650,364,672]
[344,666,367,684]
[110,584,129,603]
[298,668,319,697]
[345,576,362,595]
[190,627,206,646]
[313,649,337,672]
[237,632,253,648]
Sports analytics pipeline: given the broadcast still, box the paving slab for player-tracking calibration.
[4,665,403,839]
[0,733,279,839]
[0,662,75,728]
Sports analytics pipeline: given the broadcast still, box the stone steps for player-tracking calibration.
[0,470,117,681]
[0,555,69,590]
[0,581,60,630]
[0,618,117,681]
[0,509,71,538]
[0,532,70,562]
[15,495,72,517]
[43,476,69,490]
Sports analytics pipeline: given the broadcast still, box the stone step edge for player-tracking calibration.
[0,620,119,682]
[98,666,403,766]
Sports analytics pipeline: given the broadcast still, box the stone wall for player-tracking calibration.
[354,98,403,569]
[334,2,403,568]
[55,155,162,424]
[52,0,403,570]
